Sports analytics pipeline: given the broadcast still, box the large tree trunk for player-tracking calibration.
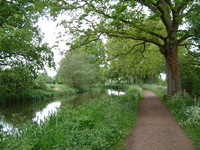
[164,47,182,95]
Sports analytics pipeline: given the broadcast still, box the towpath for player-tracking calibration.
[125,90,195,150]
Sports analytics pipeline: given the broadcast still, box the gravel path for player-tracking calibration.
[125,90,195,150]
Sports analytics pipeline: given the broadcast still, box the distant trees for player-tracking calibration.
[34,73,55,89]
[58,53,97,92]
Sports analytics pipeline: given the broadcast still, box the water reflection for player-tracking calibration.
[108,89,125,96]
[32,102,61,124]
[0,115,13,133]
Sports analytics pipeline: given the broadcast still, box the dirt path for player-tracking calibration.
[125,90,195,150]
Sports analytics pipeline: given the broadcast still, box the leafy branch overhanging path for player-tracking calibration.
[125,91,195,150]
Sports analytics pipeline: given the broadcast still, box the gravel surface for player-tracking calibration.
[125,90,195,150]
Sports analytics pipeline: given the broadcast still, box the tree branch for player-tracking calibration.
[87,0,167,41]
[67,34,102,52]
[103,31,163,48]
[109,41,146,60]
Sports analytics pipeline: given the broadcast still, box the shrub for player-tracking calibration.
[126,85,143,99]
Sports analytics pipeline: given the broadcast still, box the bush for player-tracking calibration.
[126,85,143,99]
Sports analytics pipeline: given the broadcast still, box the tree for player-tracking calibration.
[58,53,97,91]
[69,38,107,84]
[105,38,165,84]
[50,0,200,95]
[0,0,54,74]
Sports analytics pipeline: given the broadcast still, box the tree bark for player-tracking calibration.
[164,47,182,95]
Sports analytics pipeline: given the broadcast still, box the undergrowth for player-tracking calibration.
[0,86,142,150]
[163,94,200,150]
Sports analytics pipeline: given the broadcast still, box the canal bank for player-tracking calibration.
[0,85,142,150]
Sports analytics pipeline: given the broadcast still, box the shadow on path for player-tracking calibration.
[125,90,195,150]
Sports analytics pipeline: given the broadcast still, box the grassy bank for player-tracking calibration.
[163,94,200,149]
[0,84,77,103]
[0,85,142,150]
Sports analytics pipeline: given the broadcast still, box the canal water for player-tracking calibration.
[0,89,125,133]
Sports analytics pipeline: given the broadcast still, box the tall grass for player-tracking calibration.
[163,94,200,149]
[0,86,142,150]
[0,84,77,103]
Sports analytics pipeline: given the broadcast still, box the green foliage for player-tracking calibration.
[163,94,200,149]
[70,38,107,84]
[105,38,165,84]
[58,53,98,92]
[34,74,55,89]
[0,0,54,71]
[141,84,167,99]
[180,51,200,96]
[126,85,143,99]
[1,91,142,150]
[186,4,200,44]
[0,0,54,100]
[0,66,34,95]
[49,0,200,95]
[0,84,76,103]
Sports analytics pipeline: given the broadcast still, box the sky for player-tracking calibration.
[38,16,68,77]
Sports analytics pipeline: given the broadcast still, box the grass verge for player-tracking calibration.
[0,86,142,150]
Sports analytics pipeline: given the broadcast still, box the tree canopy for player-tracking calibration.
[105,38,165,84]
[0,0,54,74]
[0,0,55,96]
[50,0,200,95]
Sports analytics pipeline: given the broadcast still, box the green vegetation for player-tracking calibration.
[0,1,54,103]
[163,94,200,150]
[126,85,144,99]
[0,84,77,103]
[58,53,97,92]
[1,0,200,148]
[105,39,165,84]
[0,86,142,150]
[180,50,200,97]
[50,0,200,95]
